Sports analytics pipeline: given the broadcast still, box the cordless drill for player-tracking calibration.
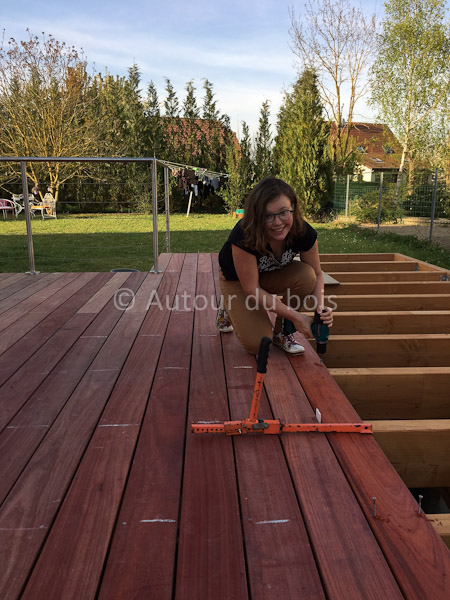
[282,310,329,355]
[311,310,329,355]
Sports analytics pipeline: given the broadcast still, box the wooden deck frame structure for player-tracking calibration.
[0,252,449,599]
[321,252,450,539]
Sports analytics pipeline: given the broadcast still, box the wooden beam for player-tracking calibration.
[322,261,418,272]
[330,367,450,419]
[326,281,450,295]
[330,311,450,334]
[320,253,396,262]
[316,334,450,368]
[329,271,445,282]
[427,514,450,549]
[395,253,450,277]
[325,294,450,311]
[371,420,450,488]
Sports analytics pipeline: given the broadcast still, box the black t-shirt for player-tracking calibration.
[218,220,318,280]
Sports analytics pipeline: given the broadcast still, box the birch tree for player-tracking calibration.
[289,0,377,170]
[369,0,450,194]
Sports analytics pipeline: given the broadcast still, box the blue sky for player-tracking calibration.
[0,0,406,139]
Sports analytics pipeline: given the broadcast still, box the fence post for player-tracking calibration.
[20,161,38,275]
[164,167,170,252]
[150,158,161,273]
[429,168,438,243]
[345,174,350,224]
[377,172,384,233]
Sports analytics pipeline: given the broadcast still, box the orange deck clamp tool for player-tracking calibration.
[191,336,372,436]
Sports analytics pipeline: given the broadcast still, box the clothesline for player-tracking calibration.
[156,158,228,179]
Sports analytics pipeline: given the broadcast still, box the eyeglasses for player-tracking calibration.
[264,209,294,223]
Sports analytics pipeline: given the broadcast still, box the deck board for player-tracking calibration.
[1,254,449,600]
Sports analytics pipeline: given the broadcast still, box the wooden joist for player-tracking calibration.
[320,253,396,262]
[371,420,450,488]
[330,311,450,335]
[330,367,450,420]
[322,261,418,272]
[324,293,450,311]
[326,281,450,295]
[428,514,450,549]
[328,271,446,282]
[317,334,450,368]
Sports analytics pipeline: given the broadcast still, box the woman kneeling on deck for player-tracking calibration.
[217,177,333,355]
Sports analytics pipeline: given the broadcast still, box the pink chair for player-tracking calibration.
[0,199,16,220]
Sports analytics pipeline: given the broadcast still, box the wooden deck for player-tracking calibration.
[1,253,449,599]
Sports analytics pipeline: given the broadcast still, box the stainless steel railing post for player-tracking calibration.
[21,161,38,274]
[150,158,161,273]
[164,166,170,252]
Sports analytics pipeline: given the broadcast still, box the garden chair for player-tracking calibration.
[11,194,24,216]
[0,199,16,219]
[30,192,57,219]
[42,191,57,219]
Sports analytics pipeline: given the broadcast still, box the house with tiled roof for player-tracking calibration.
[347,123,402,181]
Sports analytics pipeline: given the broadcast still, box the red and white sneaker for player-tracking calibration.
[273,332,305,354]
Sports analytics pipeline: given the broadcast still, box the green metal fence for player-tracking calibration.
[333,172,450,242]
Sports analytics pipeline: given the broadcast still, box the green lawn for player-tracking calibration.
[0,213,449,272]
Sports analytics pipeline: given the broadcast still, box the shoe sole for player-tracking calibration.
[273,339,305,354]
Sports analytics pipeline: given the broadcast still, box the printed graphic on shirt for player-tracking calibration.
[258,249,296,272]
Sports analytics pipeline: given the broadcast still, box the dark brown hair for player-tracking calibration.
[240,177,306,254]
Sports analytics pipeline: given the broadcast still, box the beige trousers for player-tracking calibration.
[219,261,317,354]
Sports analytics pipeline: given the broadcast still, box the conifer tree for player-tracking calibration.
[163,78,180,117]
[182,79,200,163]
[254,101,273,180]
[239,121,254,196]
[163,78,180,161]
[274,70,332,216]
[219,143,245,213]
[145,80,163,157]
[200,78,222,169]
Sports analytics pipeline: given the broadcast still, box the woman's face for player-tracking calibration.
[264,195,293,244]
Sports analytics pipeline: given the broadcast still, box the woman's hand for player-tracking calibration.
[317,305,333,327]
[291,312,314,338]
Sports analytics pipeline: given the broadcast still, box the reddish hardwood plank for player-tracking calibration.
[288,340,450,599]
[211,256,326,598]
[0,269,165,600]
[0,273,28,290]
[0,268,157,502]
[264,348,403,599]
[0,335,110,503]
[0,272,119,428]
[99,255,197,600]
[0,273,62,307]
[0,273,97,352]
[21,257,185,600]
[0,272,84,334]
[175,254,248,600]
[222,334,325,599]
